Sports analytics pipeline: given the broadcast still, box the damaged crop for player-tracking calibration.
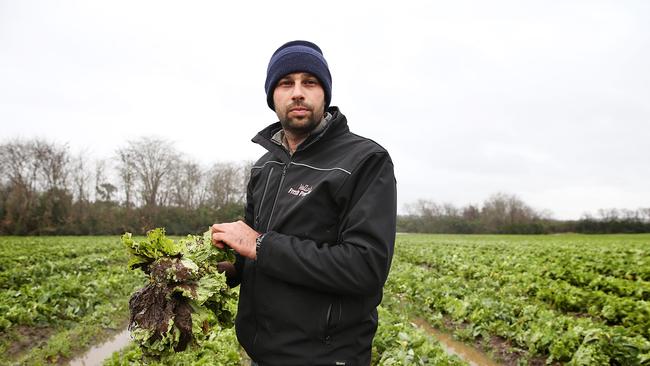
[122,228,236,359]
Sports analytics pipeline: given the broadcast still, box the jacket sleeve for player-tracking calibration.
[255,152,397,296]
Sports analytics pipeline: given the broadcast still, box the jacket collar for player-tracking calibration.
[252,106,349,160]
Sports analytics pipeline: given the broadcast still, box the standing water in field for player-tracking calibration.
[69,329,131,366]
[412,318,501,366]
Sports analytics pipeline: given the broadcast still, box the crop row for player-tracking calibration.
[400,236,650,337]
[0,236,145,365]
[392,234,650,365]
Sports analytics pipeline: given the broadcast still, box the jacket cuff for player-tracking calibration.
[255,232,266,260]
[255,231,276,266]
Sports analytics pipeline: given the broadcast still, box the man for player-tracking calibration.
[211,40,396,366]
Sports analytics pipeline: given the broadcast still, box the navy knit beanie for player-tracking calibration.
[264,40,332,111]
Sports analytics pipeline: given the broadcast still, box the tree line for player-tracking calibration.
[1,138,648,235]
[0,138,249,235]
[398,193,650,234]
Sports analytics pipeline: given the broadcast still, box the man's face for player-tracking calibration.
[273,72,326,135]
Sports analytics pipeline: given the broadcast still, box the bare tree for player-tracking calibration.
[0,139,74,233]
[116,149,136,208]
[404,199,440,217]
[168,159,203,209]
[640,208,650,223]
[70,151,92,203]
[442,203,459,217]
[34,139,70,192]
[481,192,539,232]
[204,162,247,209]
[0,140,44,233]
[597,208,620,221]
[94,159,117,202]
[115,137,180,208]
[0,139,40,193]
[462,204,481,221]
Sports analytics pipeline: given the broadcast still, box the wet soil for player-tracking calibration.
[413,317,553,366]
[68,328,132,366]
[3,325,55,359]
[128,283,193,352]
[412,317,500,366]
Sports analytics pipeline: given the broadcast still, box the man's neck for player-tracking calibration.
[283,130,309,155]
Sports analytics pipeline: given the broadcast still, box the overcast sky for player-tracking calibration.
[1,0,649,220]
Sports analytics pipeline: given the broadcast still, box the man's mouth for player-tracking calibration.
[289,106,310,116]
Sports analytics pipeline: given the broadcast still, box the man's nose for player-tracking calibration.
[290,84,305,100]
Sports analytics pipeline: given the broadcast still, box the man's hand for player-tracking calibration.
[211,220,260,260]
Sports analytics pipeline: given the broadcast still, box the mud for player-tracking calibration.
[3,325,54,359]
[128,258,198,353]
[128,283,193,352]
[173,295,193,352]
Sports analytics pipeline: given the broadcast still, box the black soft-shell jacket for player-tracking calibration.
[229,107,396,366]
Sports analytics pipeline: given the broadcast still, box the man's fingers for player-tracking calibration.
[212,232,225,248]
[212,222,233,234]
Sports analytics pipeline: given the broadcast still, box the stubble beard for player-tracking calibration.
[278,102,324,136]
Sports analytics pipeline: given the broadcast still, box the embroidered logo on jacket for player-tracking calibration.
[287,184,312,197]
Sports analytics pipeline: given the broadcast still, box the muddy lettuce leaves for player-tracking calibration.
[122,228,237,359]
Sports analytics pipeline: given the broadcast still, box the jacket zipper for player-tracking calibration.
[266,163,288,231]
[258,118,327,231]
[254,167,274,229]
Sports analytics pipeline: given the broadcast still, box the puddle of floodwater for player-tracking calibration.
[412,318,501,366]
[69,329,131,366]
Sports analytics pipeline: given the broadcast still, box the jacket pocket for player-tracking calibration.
[322,298,342,344]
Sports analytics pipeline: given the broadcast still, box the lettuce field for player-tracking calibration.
[1,234,649,365]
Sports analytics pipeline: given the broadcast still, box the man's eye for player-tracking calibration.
[304,79,319,85]
[279,80,293,87]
